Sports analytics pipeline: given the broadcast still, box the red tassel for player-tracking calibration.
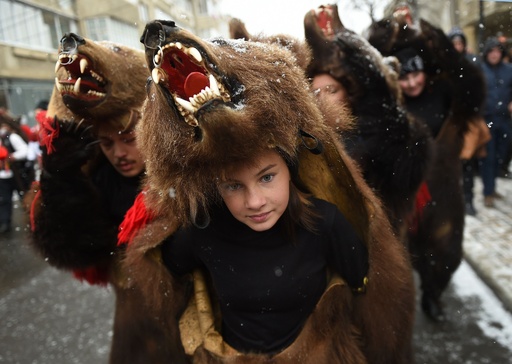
[72,265,109,286]
[408,181,432,234]
[38,115,60,155]
[117,190,155,246]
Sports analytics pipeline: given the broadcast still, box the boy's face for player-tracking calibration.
[97,124,145,178]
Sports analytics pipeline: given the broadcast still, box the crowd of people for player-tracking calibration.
[448,27,512,214]
[2,6,512,363]
[0,103,42,233]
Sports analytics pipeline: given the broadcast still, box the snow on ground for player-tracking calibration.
[452,260,512,348]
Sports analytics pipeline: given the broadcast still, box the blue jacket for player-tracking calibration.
[481,60,512,123]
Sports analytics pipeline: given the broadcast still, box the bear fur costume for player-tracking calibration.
[120,19,415,363]
[367,7,486,321]
[302,4,432,240]
[25,34,184,363]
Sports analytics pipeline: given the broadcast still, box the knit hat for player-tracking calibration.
[483,36,505,58]
[447,27,467,48]
[394,48,424,76]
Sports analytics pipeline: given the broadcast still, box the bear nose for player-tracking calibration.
[60,33,85,53]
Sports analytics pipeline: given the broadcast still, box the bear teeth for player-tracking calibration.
[80,58,88,73]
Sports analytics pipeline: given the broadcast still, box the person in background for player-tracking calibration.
[0,109,29,233]
[494,33,512,177]
[448,27,478,62]
[478,37,512,208]
[448,27,490,216]
[396,48,452,139]
[394,47,463,321]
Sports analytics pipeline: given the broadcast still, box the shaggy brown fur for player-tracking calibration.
[25,34,181,363]
[367,8,486,320]
[303,4,432,240]
[28,33,148,269]
[124,20,415,363]
[48,33,148,129]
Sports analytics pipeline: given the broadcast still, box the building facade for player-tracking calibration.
[0,0,227,126]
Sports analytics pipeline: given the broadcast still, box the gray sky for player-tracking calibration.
[218,0,385,38]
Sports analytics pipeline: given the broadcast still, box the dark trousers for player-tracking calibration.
[462,159,475,204]
[0,177,14,226]
[480,119,512,196]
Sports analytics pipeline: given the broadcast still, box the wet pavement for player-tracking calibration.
[0,202,113,363]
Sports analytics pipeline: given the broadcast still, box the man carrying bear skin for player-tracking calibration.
[30,114,177,363]
[26,33,188,363]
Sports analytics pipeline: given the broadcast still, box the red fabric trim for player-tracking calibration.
[415,182,431,215]
[35,110,47,125]
[117,190,155,246]
[409,182,432,234]
[38,116,60,154]
[72,265,109,286]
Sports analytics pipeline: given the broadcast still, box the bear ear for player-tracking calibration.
[229,18,251,40]
[297,133,370,244]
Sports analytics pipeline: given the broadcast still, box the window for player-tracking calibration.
[139,3,149,23]
[85,17,140,49]
[174,0,192,13]
[155,7,172,21]
[0,0,77,51]
[197,0,208,15]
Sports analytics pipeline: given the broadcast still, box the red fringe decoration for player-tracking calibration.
[117,190,155,246]
[72,265,110,286]
[38,115,60,155]
[408,181,432,234]
[35,110,47,125]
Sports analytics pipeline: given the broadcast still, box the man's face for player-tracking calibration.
[486,47,502,66]
[451,38,465,54]
[311,73,348,105]
[97,124,145,178]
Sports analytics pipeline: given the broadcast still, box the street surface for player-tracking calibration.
[1,188,511,363]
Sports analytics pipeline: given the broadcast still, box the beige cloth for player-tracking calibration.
[460,117,491,160]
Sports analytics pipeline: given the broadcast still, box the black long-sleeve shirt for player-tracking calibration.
[162,198,368,354]
[404,78,452,139]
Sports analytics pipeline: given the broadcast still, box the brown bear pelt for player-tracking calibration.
[26,34,182,364]
[28,33,148,270]
[124,19,415,363]
[303,4,432,239]
[367,8,486,320]
[48,33,148,126]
